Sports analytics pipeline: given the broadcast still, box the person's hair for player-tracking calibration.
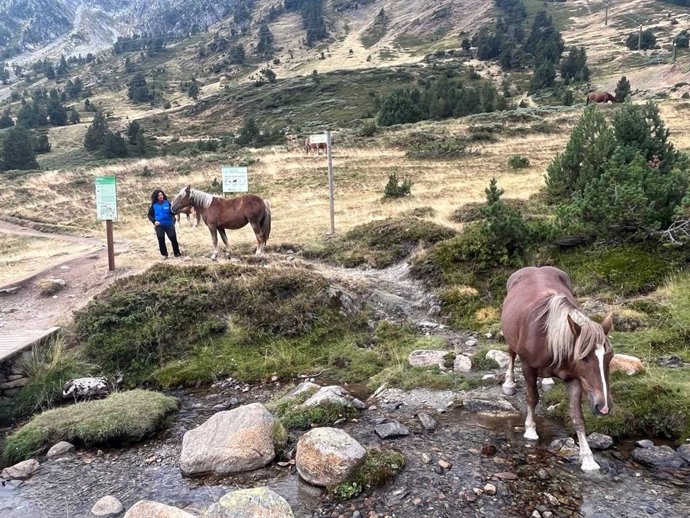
[151,189,167,203]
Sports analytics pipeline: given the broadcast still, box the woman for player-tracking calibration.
[147,189,181,258]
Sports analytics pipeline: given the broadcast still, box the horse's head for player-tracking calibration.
[606,92,617,103]
[171,185,192,215]
[568,313,614,416]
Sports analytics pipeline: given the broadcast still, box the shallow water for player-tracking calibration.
[1,386,689,518]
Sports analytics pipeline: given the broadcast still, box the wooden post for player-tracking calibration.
[106,220,115,271]
[605,2,608,26]
[326,130,335,235]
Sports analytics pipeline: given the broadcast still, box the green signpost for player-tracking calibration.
[95,176,117,271]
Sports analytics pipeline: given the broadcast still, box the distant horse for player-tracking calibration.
[586,92,616,105]
[305,137,327,155]
[174,205,201,228]
[171,185,271,260]
[501,266,614,471]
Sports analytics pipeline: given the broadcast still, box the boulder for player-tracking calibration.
[63,377,110,399]
[180,403,279,476]
[609,354,644,375]
[202,487,293,518]
[1,459,40,480]
[91,495,125,517]
[407,350,448,370]
[417,412,438,431]
[586,433,614,450]
[486,350,511,369]
[548,438,579,461]
[124,500,196,518]
[631,445,688,469]
[375,421,410,439]
[676,444,690,463]
[453,355,472,373]
[462,398,518,416]
[296,427,366,487]
[47,441,75,458]
[299,385,365,410]
[283,382,320,400]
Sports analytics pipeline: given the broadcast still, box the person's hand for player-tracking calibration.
[154,221,160,226]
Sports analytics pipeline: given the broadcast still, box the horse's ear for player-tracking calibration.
[602,312,614,335]
[567,315,581,337]
[185,184,191,193]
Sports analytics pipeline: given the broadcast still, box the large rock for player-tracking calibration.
[408,350,448,370]
[453,355,472,373]
[47,441,75,458]
[548,438,579,461]
[284,382,320,400]
[375,421,410,439]
[631,445,688,469]
[180,403,279,476]
[677,444,690,464]
[62,377,110,399]
[586,433,614,450]
[609,354,644,375]
[486,350,511,369]
[299,385,365,410]
[91,495,125,516]
[202,487,294,518]
[1,459,40,480]
[296,427,366,487]
[462,398,518,416]
[124,500,196,518]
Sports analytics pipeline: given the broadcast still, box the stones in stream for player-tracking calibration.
[375,421,410,439]
[631,445,689,469]
[91,495,124,517]
[586,432,614,450]
[124,500,196,518]
[295,427,366,486]
[1,459,39,480]
[203,487,294,518]
[46,441,75,458]
[417,412,438,431]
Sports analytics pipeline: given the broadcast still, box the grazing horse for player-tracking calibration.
[501,266,614,471]
[174,205,201,228]
[586,92,616,105]
[171,185,271,260]
[305,137,327,155]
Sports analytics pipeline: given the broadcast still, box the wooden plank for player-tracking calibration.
[0,327,60,363]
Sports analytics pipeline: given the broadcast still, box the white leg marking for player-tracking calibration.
[524,405,539,440]
[577,430,600,471]
[541,377,555,392]
[502,354,516,396]
[595,345,609,412]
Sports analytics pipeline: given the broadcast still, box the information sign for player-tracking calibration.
[222,166,249,193]
[95,176,117,221]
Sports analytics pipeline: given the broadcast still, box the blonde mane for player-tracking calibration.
[537,294,604,367]
[177,187,215,209]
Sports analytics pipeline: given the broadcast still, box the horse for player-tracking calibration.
[174,205,201,228]
[501,266,614,471]
[586,92,616,105]
[171,185,271,260]
[305,137,327,155]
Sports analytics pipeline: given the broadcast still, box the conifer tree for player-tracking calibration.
[1,127,39,171]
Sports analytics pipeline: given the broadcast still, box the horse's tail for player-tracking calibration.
[262,199,272,244]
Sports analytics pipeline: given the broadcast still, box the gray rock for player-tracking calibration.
[63,377,110,399]
[486,350,511,369]
[453,355,472,373]
[586,432,614,450]
[417,412,438,431]
[407,350,448,370]
[180,403,279,476]
[462,398,518,416]
[465,339,478,347]
[0,377,28,390]
[677,444,690,463]
[632,445,688,469]
[375,421,410,439]
[0,286,19,295]
[1,459,39,480]
[636,439,655,448]
[548,438,579,461]
[202,487,293,518]
[296,428,366,487]
[124,500,196,518]
[284,382,321,400]
[299,385,365,410]
[91,495,124,516]
[47,441,75,458]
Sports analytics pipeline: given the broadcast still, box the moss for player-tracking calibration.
[274,400,358,430]
[330,448,405,500]
[3,390,179,464]
[303,217,456,268]
[471,345,502,371]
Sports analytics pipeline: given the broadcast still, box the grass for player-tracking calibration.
[2,390,179,465]
[303,216,456,268]
[270,396,359,430]
[330,448,405,500]
[0,339,95,421]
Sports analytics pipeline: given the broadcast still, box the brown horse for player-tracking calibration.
[501,266,614,471]
[174,205,201,228]
[171,186,271,260]
[305,137,327,155]
[586,91,616,105]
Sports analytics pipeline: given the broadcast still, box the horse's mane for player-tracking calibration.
[536,294,604,367]
[181,188,215,209]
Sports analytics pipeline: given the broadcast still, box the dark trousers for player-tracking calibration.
[155,225,180,257]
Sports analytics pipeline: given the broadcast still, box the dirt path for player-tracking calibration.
[0,220,132,333]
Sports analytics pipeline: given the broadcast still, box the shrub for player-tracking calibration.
[331,448,405,500]
[614,76,632,102]
[383,173,412,198]
[406,136,475,159]
[508,155,530,169]
[626,30,656,51]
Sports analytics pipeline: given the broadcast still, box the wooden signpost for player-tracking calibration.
[95,176,117,271]
[310,132,335,234]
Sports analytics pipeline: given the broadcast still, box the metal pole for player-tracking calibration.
[638,24,642,51]
[605,2,608,26]
[106,220,115,271]
[326,130,335,235]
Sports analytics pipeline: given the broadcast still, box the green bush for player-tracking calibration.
[508,155,530,169]
[383,173,412,198]
[626,30,656,51]
[331,448,405,500]
[406,136,475,159]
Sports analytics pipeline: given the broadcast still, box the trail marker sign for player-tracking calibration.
[222,166,249,193]
[309,133,328,145]
[95,176,117,221]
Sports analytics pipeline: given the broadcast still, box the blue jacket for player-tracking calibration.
[149,200,174,227]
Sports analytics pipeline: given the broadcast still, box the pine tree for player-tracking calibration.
[135,127,146,156]
[235,117,260,146]
[127,72,150,103]
[256,24,274,56]
[84,111,108,151]
[34,133,51,154]
[229,44,246,64]
[102,131,128,158]
[0,108,14,129]
[187,78,200,100]
[57,55,69,77]
[1,127,39,171]
[69,109,80,124]
[614,76,631,102]
[127,120,141,144]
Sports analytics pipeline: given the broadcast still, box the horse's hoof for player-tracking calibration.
[580,455,600,471]
[523,428,539,441]
[502,383,516,396]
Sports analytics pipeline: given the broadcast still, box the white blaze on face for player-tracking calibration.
[595,343,609,412]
